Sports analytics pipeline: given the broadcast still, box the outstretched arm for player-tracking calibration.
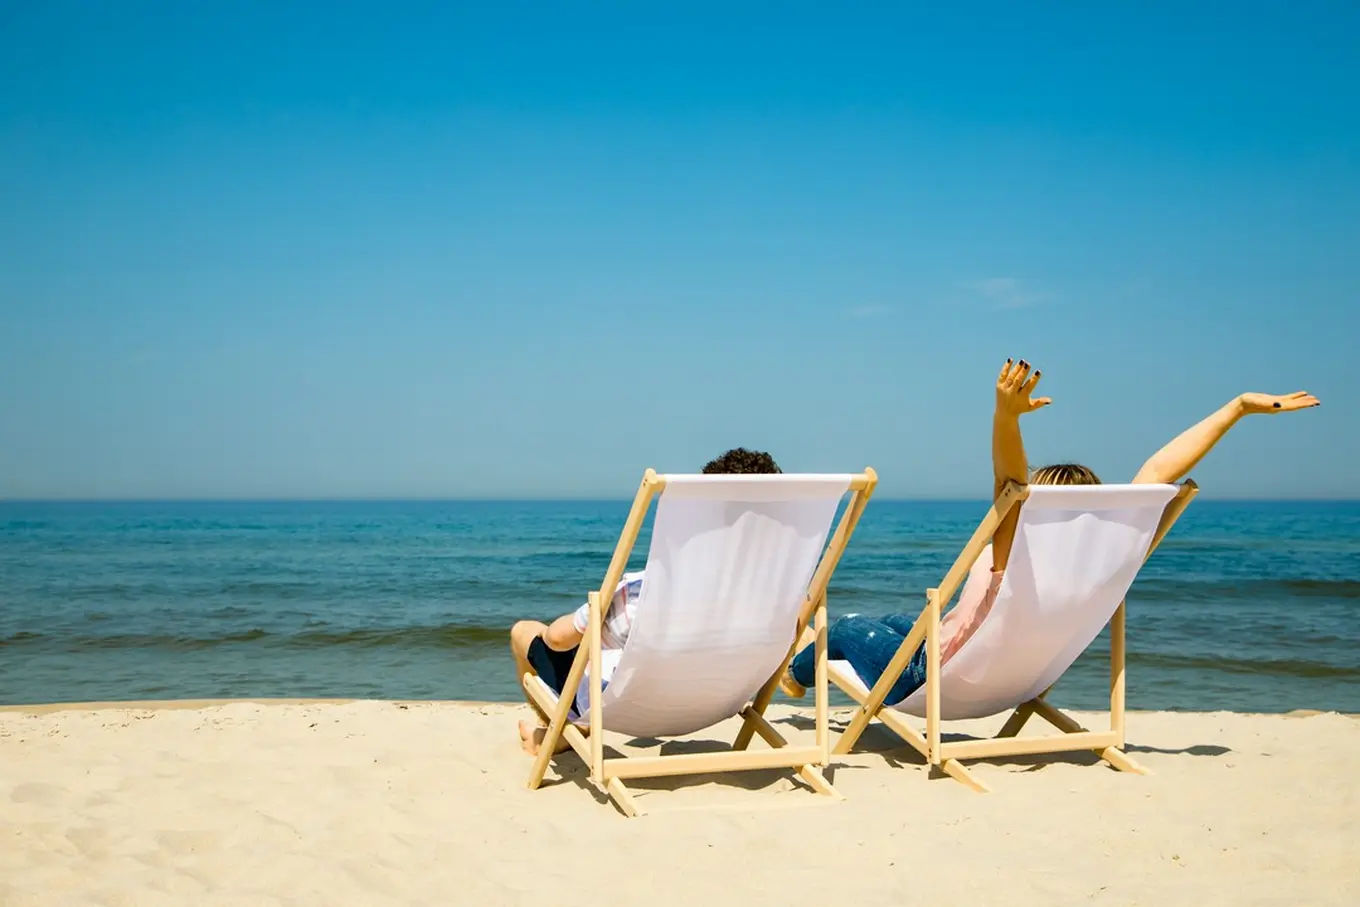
[1132,391,1320,485]
[991,359,1051,571]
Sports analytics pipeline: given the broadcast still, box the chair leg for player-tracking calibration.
[940,758,990,793]
[733,705,765,751]
[1099,746,1150,775]
[996,702,1035,738]
[796,764,843,799]
[606,777,642,817]
[831,711,871,755]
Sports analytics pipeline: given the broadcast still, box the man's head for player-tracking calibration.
[701,447,782,475]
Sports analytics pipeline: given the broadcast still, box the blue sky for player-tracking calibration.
[1,2,1355,499]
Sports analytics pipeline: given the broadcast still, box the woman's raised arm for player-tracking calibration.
[991,359,1051,571]
[1132,392,1320,485]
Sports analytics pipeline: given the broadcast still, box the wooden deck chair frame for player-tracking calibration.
[525,467,878,817]
[828,478,1199,793]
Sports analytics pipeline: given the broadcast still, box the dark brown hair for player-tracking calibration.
[701,448,782,475]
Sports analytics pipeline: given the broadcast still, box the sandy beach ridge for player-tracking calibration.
[2,698,1356,906]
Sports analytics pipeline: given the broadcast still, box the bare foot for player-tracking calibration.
[518,719,547,755]
[518,719,572,756]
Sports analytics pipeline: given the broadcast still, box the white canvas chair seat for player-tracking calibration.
[828,480,1198,792]
[525,468,877,816]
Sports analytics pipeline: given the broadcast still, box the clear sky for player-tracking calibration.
[1,2,1355,499]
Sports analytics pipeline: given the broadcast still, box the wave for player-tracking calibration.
[0,520,52,530]
[7,624,1355,685]
[10,573,612,605]
[822,577,1360,605]
[0,623,510,652]
[1130,578,1360,602]
[1127,650,1360,680]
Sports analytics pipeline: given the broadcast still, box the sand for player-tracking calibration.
[1,701,1356,907]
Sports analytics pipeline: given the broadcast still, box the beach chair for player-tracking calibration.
[828,479,1198,792]
[524,467,877,817]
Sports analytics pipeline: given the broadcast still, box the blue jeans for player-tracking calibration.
[789,614,928,706]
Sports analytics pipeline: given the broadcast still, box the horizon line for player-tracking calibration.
[3,496,1358,505]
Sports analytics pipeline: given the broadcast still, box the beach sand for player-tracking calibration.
[1,701,1355,906]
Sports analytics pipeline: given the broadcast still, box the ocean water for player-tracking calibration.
[1,500,1357,713]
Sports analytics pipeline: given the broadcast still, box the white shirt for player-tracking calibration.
[571,570,644,715]
[571,570,644,650]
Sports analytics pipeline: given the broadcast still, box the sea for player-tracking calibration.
[1,500,1357,713]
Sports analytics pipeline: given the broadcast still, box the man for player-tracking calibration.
[510,447,782,754]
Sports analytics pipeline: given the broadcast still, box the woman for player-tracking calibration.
[781,358,1320,703]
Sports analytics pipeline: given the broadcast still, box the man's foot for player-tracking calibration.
[518,718,575,756]
[779,669,807,699]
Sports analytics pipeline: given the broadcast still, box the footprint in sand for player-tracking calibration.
[155,828,223,856]
[9,782,67,805]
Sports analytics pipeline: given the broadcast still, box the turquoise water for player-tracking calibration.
[1,500,1356,712]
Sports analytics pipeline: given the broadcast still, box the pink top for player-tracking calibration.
[940,544,1004,665]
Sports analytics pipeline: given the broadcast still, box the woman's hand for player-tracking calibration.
[991,358,1047,573]
[1239,391,1321,415]
[1133,390,1320,485]
[996,358,1052,416]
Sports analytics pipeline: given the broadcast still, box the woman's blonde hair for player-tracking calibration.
[1031,463,1102,486]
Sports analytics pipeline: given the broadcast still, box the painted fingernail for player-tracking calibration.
[1273,402,1281,408]
[1034,370,1041,377]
